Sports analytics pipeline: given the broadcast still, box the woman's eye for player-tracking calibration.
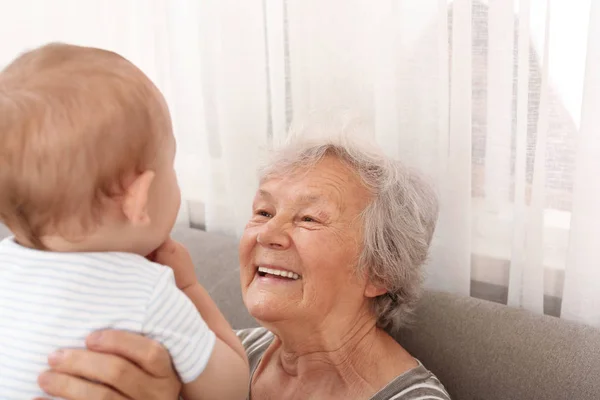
[256,210,272,218]
[301,216,316,223]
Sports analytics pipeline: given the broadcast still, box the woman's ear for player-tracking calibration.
[364,282,387,298]
[122,170,155,226]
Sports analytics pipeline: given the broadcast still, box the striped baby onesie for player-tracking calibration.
[0,237,215,399]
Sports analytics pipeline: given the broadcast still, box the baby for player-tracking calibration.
[0,43,249,399]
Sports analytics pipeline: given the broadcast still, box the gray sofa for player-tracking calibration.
[2,224,599,399]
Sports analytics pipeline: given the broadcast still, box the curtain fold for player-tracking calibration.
[561,0,600,326]
[427,0,472,295]
[264,0,288,143]
[436,0,450,186]
[484,0,514,210]
[373,0,400,160]
[207,0,269,236]
[166,0,208,225]
[507,0,531,309]
[520,0,550,315]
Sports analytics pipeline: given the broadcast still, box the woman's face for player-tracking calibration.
[239,155,376,328]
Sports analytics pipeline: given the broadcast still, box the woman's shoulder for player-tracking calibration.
[235,327,275,368]
[236,327,274,347]
[234,329,450,399]
[372,361,450,400]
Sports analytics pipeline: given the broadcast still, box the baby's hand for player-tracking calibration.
[150,238,197,291]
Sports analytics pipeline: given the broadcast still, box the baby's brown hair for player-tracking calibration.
[0,43,172,247]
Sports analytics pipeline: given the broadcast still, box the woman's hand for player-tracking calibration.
[36,330,181,400]
[149,237,197,290]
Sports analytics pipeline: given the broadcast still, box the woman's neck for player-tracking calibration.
[256,313,417,399]
[276,316,377,377]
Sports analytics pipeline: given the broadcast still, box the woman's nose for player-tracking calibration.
[257,219,291,249]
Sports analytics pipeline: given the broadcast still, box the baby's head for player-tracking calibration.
[0,43,180,255]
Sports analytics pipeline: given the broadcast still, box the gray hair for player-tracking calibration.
[259,114,439,334]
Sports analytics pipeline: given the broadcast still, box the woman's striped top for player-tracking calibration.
[237,327,451,400]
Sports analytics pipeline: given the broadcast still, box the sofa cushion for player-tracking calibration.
[396,291,600,400]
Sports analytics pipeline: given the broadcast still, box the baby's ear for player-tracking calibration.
[122,170,155,226]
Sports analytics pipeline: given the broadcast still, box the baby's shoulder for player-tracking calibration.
[95,252,174,286]
[45,251,172,292]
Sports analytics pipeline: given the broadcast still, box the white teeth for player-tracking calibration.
[257,266,300,280]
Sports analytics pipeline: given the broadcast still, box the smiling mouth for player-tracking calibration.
[257,266,301,280]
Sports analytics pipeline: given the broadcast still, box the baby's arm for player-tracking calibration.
[181,338,249,400]
[151,239,249,400]
[179,275,248,364]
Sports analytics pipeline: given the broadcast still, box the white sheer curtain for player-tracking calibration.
[2,0,599,326]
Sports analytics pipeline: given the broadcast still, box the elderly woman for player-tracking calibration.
[36,120,449,400]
